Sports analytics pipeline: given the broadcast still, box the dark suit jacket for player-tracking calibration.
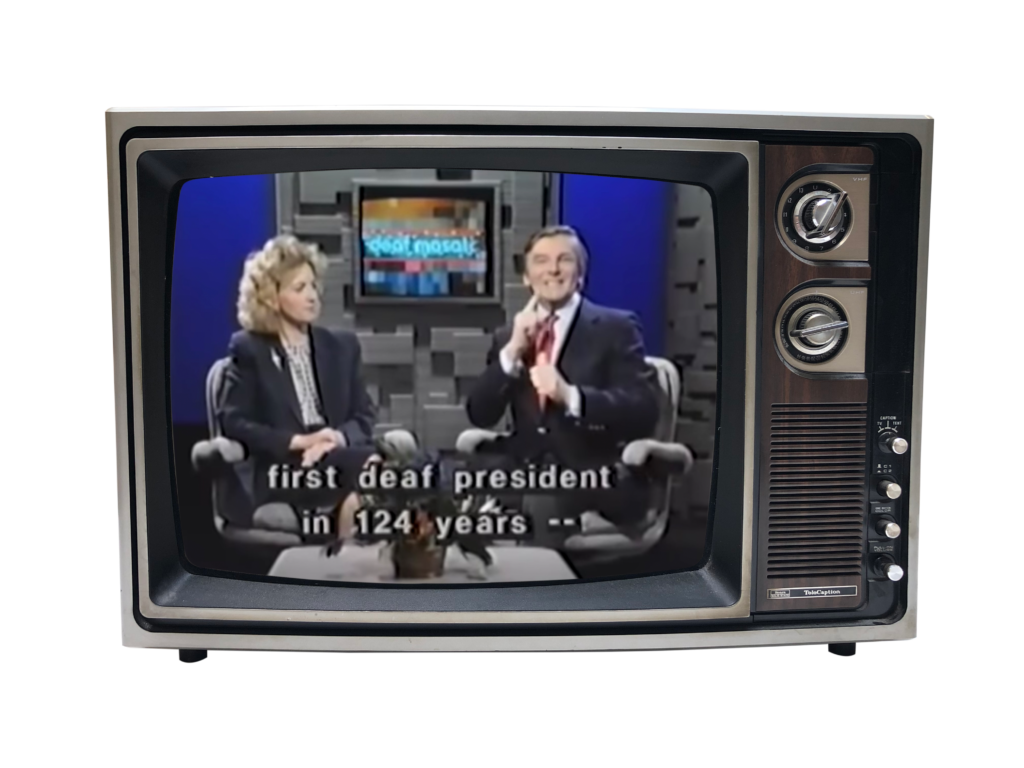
[218,327,376,466]
[465,298,659,467]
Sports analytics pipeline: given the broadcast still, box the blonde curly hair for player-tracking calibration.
[236,235,328,334]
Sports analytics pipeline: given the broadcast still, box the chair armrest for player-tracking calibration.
[216,514,303,547]
[377,429,419,461]
[191,436,246,475]
[252,503,302,533]
[620,439,694,476]
[456,428,509,454]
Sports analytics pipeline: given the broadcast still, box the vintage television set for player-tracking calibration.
[106,107,931,661]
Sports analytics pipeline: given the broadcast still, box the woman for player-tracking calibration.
[218,235,376,534]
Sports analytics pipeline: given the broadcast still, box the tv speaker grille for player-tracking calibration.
[766,403,867,578]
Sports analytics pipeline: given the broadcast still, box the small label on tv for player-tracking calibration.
[767,586,858,599]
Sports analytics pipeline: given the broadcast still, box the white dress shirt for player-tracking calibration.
[499,291,584,417]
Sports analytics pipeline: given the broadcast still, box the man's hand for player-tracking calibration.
[502,295,541,364]
[529,363,570,405]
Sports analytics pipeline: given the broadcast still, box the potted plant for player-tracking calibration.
[327,447,496,580]
[387,490,495,579]
[390,504,446,578]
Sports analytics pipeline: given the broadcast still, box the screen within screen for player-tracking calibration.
[360,195,491,299]
[171,168,717,584]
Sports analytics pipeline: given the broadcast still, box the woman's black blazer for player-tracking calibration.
[218,327,376,462]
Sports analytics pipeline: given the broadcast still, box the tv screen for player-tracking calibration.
[356,185,496,301]
[171,166,718,585]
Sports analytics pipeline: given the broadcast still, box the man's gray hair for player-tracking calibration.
[521,225,589,280]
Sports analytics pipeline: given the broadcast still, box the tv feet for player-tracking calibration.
[828,643,856,657]
[179,649,208,663]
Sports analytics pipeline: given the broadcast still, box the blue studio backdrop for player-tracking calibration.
[559,173,671,357]
[171,175,277,426]
[171,174,672,425]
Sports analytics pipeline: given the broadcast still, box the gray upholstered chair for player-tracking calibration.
[455,357,694,561]
[190,357,416,547]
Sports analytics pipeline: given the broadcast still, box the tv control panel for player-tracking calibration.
[867,372,910,586]
[756,144,913,617]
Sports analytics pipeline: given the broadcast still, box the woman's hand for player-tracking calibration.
[289,428,343,454]
[311,427,345,447]
[301,440,336,467]
[288,433,318,452]
[292,428,348,467]
[290,436,313,454]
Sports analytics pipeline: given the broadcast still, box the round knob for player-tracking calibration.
[778,178,854,254]
[794,189,849,243]
[879,432,909,454]
[873,556,905,582]
[797,311,842,347]
[779,296,850,363]
[889,436,909,455]
[875,518,901,539]
[802,196,842,234]
[878,480,902,499]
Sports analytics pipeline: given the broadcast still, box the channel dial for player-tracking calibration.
[779,180,854,254]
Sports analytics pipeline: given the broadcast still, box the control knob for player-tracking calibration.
[880,430,913,454]
[884,436,909,454]
[791,310,849,348]
[778,295,850,364]
[873,555,905,582]
[878,480,902,499]
[796,189,848,243]
[778,179,854,253]
[875,517,901,539]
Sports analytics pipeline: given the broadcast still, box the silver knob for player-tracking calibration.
[875,519,902,539]
[789,314,850,342]
[873,556,905,582]
[878,480,902,499]
[796,190,849,241]
[784,301,848,359]
[889,436,909,455]
[797,311,837,347]
[882,563,905,582]
[810,194,843,234]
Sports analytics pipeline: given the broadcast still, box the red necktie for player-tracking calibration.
[533,314,558,407]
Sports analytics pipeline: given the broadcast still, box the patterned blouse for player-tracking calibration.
[282,337,325,427]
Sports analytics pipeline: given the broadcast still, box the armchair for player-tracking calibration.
[190,360,417,548]
[458,358,692,561]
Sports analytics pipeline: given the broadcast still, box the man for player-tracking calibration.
[465,225,660,531]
